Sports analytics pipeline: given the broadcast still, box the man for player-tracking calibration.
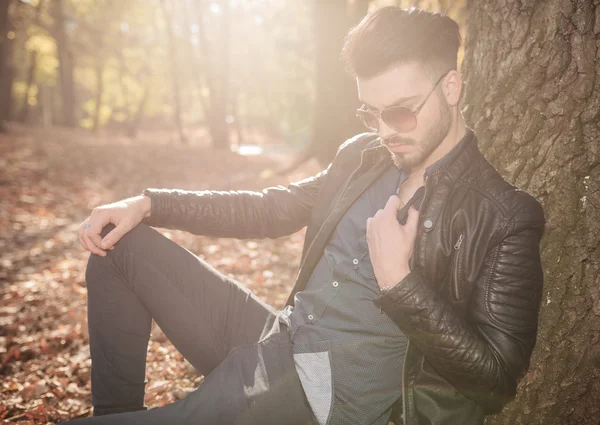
[67,6,545,425]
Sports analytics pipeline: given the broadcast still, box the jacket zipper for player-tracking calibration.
[400,339,409,424]
[451,232,464,300]
[400,172,431,425]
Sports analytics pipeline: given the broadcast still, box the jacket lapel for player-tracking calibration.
[287,146,393,305]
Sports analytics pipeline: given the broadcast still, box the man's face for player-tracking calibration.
[356,62,453,170]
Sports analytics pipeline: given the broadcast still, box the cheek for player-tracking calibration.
[414,107,441,139]
[418,105,438,129]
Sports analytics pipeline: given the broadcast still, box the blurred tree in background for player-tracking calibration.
[0,0,14,132]
[0,0,465,163]
[1,0,317,149]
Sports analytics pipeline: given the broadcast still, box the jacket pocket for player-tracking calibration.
[450,232,464,302]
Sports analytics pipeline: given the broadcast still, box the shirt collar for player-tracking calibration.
[422,127,474,177]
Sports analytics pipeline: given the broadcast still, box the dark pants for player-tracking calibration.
[61,223,316,425]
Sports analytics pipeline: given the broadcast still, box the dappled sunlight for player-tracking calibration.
[0,124,321,422]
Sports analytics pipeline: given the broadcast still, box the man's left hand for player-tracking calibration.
[366,195,420,290]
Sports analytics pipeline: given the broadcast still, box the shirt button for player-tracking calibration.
[423,219,433,229]
[332,281,339,287]
[308,314,314,321]
[352,258,359,265]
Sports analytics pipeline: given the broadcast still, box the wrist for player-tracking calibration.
[140,192,152,218]
[378,267,410,291]
[379,284,397,294]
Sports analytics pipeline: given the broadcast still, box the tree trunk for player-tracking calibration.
[92,61,104,133]
[309,0,368,167]
[0,43,14,130]
[210,0,231,150]
[126,83,149,139]
[53,0,76,127]
[162,0,187,144]
[0,0,13,132]
[117,47,131,125]
[231,89,243,145]
[0,0,9,50]
[17,0,43,124]
[180,0,209,134]
[191,0,231,150]
[18,50,37,123]
[39,84,52,127]
[461,1,600,424]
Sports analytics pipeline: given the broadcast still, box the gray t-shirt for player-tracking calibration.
[279,165,409,425]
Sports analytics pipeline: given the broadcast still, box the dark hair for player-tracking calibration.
[341,6,461,81]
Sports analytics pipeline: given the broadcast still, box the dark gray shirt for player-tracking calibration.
[279,165,409,425]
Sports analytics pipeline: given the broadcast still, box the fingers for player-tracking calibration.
[101,222,129,250]
[78,227,91,252]
[88,227,107,253]
[79,216,108,257]
[408,205,419,218]
[383,195,402,216]
[404,206,420,233]
[365,217,372,241]
[84,232,107,257]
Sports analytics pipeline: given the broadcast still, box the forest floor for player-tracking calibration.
[0,124,322,424]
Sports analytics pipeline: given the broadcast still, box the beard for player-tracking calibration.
[387,97,452,170]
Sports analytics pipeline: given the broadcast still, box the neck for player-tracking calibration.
[408,112,467,182]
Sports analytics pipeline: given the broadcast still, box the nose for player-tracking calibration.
[378,118,397,141]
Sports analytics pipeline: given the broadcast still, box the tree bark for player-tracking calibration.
[461,1,600,424]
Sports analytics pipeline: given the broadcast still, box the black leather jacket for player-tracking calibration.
[143,128,545,425]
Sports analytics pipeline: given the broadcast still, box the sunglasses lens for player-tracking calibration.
[356,110,379,131]
[382,107,417,132]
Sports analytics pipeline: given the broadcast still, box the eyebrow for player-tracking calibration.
[360,94,421,111]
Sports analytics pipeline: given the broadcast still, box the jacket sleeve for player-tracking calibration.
[141,165,330,239]
[373,195,545,413]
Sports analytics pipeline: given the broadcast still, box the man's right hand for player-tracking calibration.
[78,195,151,256]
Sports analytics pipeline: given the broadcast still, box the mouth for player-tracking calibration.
[387,141,412,151]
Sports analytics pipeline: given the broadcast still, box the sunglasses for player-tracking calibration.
[356,71,450,133]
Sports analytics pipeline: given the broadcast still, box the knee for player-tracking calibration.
[100,222,155,255]
[85,223,157,288]
[86,223,154,271]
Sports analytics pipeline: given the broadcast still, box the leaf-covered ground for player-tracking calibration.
[0,124,322,424]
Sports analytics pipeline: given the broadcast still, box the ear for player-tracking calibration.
[442,70,462,107]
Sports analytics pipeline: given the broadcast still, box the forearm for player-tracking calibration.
[374,269,517,411]
[141,194,152,219]
[141,188,302,238]
[141,170,326,238]
[374,201,544,413]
